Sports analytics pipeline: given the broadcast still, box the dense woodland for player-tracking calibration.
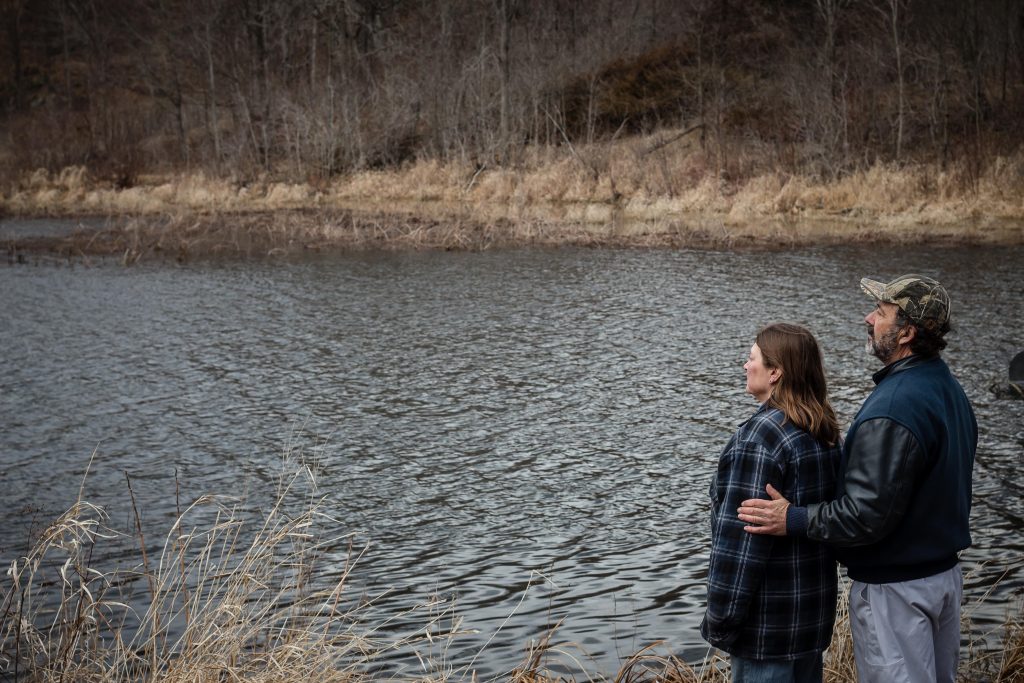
[1,0,1023,187]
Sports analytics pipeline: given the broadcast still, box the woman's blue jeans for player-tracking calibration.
[730,651,823,683]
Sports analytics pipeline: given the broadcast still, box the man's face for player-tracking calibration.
[864,301,905,363]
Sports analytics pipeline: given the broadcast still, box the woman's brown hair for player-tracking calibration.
[756,323,840,446]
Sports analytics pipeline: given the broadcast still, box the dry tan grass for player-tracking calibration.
[503,577,1024,683]
[5,201,1019,267]
[993,612,1024,681]
[509,633,730,683]
[0,459,466,682]
[2,459,1023,683]
[3,134,1024,256]
[823,582,857,683]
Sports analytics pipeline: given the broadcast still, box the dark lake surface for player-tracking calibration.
[2,234,1022,678]
[1,215,110,239]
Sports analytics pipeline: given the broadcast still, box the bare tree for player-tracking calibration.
[870,0,910,162]
[814,0,851,172]
[816,0,849,100]
[196,0,225,167]
[493,0,520,158]
[2,0,28,111]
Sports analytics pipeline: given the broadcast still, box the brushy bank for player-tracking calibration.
[2,463,1022,682]
[4,136,1024,262]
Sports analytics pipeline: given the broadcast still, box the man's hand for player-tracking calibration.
[738,484,791,536]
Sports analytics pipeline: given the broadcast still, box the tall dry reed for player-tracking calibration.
[0,459,466,682]
[3,459,1022,682]
[4,139,1023,257]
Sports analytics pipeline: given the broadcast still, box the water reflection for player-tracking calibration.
[2,245,1022,676]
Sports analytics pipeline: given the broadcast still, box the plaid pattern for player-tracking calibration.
[701,404,841,659]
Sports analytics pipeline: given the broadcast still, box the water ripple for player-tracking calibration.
[2,245,1022,676]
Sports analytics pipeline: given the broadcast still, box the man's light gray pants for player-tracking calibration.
[848,565,963,683]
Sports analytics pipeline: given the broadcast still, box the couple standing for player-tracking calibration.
[701,274,978,683]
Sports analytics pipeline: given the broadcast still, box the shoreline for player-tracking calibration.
[4,160,1024,261]
[4,204,1022,265]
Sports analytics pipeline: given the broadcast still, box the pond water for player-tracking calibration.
[2,237,1023,678]
[0,215,111,239]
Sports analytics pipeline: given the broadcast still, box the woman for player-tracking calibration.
[701,323,841,683]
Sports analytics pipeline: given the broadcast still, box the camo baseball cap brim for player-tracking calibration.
[861,274,950,325]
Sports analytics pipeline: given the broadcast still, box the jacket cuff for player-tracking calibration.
[700,616,738,650]
[787,505,809,536]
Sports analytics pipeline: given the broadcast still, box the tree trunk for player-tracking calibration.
[890,0,904,162]
[204,22,221,167]
[496,0,512,155]
[871,0,907,162]
[4,0,25,112]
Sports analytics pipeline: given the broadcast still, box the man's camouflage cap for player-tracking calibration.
[860,274,950,325]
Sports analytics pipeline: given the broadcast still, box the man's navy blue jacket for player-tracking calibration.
[788,355,977,583]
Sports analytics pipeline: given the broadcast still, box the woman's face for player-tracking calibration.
[744,343,778,403]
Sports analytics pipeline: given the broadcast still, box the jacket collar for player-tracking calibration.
[872,354,938,385]
[739,400,776,426]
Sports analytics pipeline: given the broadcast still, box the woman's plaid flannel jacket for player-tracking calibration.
[701,404,841,660]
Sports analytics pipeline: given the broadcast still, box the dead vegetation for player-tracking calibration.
[0,458,468,682]
[3,0,1023,258]
[4,140,1023,263]
[2,457,1022,682]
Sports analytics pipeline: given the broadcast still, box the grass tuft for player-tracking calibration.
[3,133,1024,260]
[0,464,465,682]
[3,465,1022,682]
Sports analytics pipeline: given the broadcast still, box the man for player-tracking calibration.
[736,274,977,683]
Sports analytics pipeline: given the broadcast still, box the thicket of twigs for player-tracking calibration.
[3,0,1023,187]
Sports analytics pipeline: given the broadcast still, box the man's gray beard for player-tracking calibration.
[866,327,900,363]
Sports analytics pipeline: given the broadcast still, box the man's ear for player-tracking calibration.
[898,324,917,345]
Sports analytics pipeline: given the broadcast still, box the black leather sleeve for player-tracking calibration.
[805,418,929,547]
